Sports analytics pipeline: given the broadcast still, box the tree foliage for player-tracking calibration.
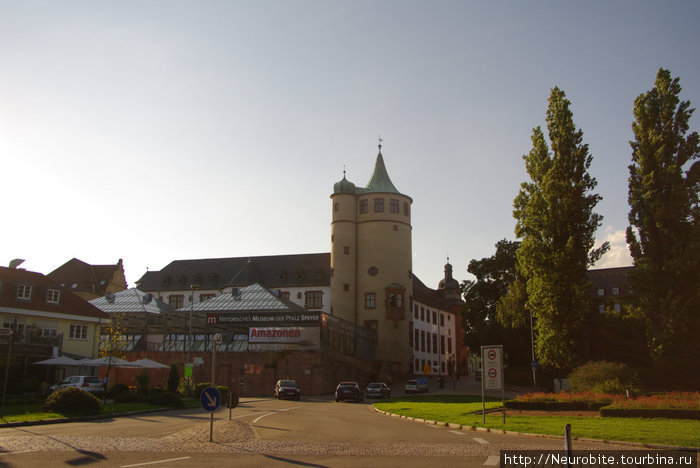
[514,87,608,372]
[626,68,700,367]
[461,239,530,366]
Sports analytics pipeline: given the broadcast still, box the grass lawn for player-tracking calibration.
[374,396,700,448]
[0,401,178,424]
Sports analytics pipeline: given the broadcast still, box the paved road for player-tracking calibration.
[0,394,631,468]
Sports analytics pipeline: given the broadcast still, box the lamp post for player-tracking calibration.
[187,283,199,397]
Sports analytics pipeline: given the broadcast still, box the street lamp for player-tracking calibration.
[187,284,199,365]
[529,307,537,390]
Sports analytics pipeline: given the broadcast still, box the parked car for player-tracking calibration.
[365,382,391,399]
[274,379,301,400]
[404,378,428,394]
[48,376,104,394]
[335,381,363,402]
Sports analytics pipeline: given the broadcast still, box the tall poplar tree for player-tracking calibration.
[514,87,608,371]
[627,68,700,368]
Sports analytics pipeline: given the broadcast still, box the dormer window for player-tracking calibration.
[17,284,32,300]
[47,289,61,304]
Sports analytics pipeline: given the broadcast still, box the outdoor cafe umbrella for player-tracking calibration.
[128,358,169,369]
[32,356,81,366]
[79,356,134,367]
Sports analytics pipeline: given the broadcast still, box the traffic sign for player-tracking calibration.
[482,345,503,391]
[200,386,221,412]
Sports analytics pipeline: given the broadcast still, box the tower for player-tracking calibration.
[331,143,413,366]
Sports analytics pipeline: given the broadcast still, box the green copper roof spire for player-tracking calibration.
[364,141,400,194]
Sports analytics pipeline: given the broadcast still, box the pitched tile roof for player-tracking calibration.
[0,267,110,320]
[48,258,125,295]
[136,253,330,292]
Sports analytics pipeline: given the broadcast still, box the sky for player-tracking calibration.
[1,1,699,290]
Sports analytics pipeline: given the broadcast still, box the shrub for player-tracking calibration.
[44,387,101,415]
[18,378,40,395]
[148,391,184,408]
[216,385,230,405]
[567,361,640,394]
[167,364,179,393]
[134,371,150,395]
[114,392,147,404]
[177,377,190,396]
[107,383,130,398]
[194,382,212,399]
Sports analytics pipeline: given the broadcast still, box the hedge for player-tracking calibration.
[505,400,609,411]
[600,408,700,419]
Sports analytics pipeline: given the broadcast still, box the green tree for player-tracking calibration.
[167,364,180,393]
[514,87,608,372]
[461,239,530,366]
[99,312,128,388]
[626,68,700,369]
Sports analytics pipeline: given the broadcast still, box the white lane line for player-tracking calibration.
[484,455,500,466]
[473,437,490,444]
[121,456,191,467]
[252,405,302,424]
[0,450,34,456]
[426,424,440,428]
[449,430,466,436]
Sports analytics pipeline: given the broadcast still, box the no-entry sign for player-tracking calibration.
[481,345,503,391]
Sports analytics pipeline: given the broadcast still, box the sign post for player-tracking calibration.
[200,386,221,442]
[481,345,505,425]
[0,328,13,419]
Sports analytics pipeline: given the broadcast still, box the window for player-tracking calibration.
[69,324,88,340]
[614,303,621,313]
[305,291,323,309]
[432,333,437,354]
[612,288,620,295]
[169,295,184,309]
[390,199,399,213]
[388,292,402,307]
[374,198,384,212]
[343,283,349,292]
[440,314,445,327]
[432,311,437,325]
[597,288,605,296]
[426,332,431,353]
[280,291,290,301]
[368,266,378,276]
[421,330,426,352]
[420,307,425,321]
[415,359,420,372]
[360,199,368,214]
[403,201,410,216]
[199,294,215,302]
[441,335,445,354]
[414,305,418,319]
[343,246,350,255]
[414,329,419,351]
[334,202,339,212]
[17,284,32,300]
[599,305,606,314]
[365,292,376,309]
[409,321,413,347]
[47,289,61,304]
[447,337,452,354]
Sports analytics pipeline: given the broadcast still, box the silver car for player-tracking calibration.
[50,375,104,394]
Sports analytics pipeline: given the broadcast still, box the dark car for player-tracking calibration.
[274,379,301,400]
[365,382,391,399]
[335,381,363,402]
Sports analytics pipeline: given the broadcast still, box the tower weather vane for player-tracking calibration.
[378,135,383,151]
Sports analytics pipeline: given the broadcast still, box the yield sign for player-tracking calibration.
[200,386,221,412]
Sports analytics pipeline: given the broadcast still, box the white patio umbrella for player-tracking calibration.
[80,356,135,367]
[129,358,169,369]
[33,356,81,366]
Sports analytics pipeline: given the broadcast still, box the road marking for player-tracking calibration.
[252,405,302,424]
[484,455,500,466]
[426,424,440,428]
[449,430,465,436]
[121,456,191,467]
[0,450,34,456]
[473,437,490,444]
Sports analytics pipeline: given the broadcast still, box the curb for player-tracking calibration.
[371,406,698,451]
[0,406,197,429]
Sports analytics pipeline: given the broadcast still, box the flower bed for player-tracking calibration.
[507,392,700,419]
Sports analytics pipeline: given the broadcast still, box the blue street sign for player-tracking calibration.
[417,377,427,385]
[200,386,221,412]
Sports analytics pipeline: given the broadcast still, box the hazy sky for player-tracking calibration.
[2,1,699,289]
